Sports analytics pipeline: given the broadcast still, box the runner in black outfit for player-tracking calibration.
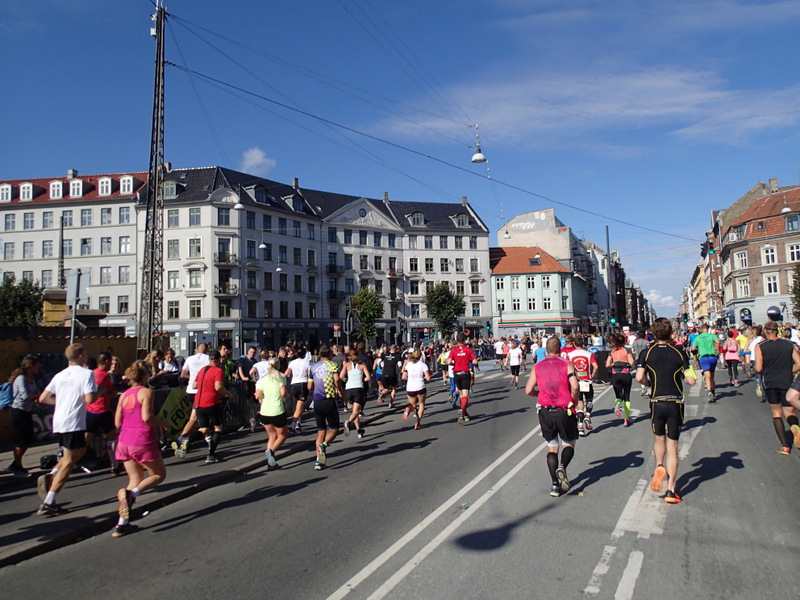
[636,318,696,504]
[379,345,401,409]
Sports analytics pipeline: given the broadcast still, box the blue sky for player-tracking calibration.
[3,0,800,316]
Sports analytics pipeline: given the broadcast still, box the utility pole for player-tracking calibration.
[138,2,166,354]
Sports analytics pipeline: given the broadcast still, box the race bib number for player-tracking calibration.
[579,380,591,393]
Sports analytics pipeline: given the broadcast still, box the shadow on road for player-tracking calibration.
[452,505,555,551]
[675,450,744,497]
[682,416,716,432]
[570,451,645,494]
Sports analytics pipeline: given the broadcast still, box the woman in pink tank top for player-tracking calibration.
[111,360,169,538]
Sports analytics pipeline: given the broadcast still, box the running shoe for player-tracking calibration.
[623,419,630,427]
[13,467,31,479]
[111,523,139,538]
[414,422,424,430]
[204,454,219,464]
[664,490,682,504]
[640,387,647,397]
[314,460,323,471]
[343,420,351,437]
[578,422,585,437]
[388,402,395,409]
[707,391,716,403]
[266,449,277,468]
[357,429,365,439]
[756,384,762,397]
[117,488,131,521]
[463,412,471,423]
[549,484,561,497]
[457,409,465,424]
[295,422,302,434]
[791,424,800,450]
[650,465,667,493]
[403,407,410,422]
[176,438,190,458]
[37,473,52,501]
[777,446,791,456]
[37,502,69,517]
[614,402,621,418]
[318,442,327,466]
[556,466,570,494]
[288,423,297,436]
[584,416,593,431]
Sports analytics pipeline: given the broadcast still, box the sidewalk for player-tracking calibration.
[0,403,398,568]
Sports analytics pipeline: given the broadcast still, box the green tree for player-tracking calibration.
[791,263,800,321]
[350,286,384,345]
[423,281,465,339]
[0,275,44,327]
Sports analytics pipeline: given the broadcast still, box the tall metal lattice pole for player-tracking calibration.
[138,3,166,353]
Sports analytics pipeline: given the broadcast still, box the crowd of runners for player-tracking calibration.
[5,319,800,535]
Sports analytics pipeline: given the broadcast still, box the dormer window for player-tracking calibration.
[70,179,83,198]
[293,197,303,212]
[20,183,33,201]
[0,184,11,202]
[163,181,177,199]
[98,177,112,196]
[456,214,469,227]
[411,212,424,226]
[50,181,63,199]
[120,176,133,195]
[255,188,268,203]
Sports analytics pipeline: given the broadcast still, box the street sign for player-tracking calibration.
[464,328,471,336]
[333,323,341,332]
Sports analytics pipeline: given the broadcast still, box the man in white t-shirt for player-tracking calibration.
[36,343,97,516]
[286,347,312,435]
[174,343,210,458]
[507,340,525,389]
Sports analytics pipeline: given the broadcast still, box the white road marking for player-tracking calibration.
[615,551,644,600]
[584,545,617,594]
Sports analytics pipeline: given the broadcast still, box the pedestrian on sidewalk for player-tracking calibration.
[254,356,289,470]
[6,354,41,477]
[342,349,371,437]
[113,360,168,537]
[636,318,696,504]
[753,320,800,455]
[308,345,343,470]
[525,336,581,497]
[36,343,98,516]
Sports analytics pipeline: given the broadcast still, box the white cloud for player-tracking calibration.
[239,147,276,176]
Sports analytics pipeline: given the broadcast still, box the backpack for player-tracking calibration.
[0,381,13,409]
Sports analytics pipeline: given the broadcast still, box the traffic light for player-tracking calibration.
[486,320,491,331]
[610,310,617,324]
[708,243,715,255]
[682,313,688,323]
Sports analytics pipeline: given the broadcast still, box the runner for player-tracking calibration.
[448,332,478,424]
[753,320,800,455]
[401,349,431,429]
[568,334,598,436]
[86,352,119,473]
[193,351,231,464]
[636,317,696,504]
[254,356,289,469]
[525,336,581,497]
[379,344,401,409]
[631,331,651,396]
[342,349,371,438]
[606,333,635,426]
[112,360,168,537]
[507,340,524,389]
[308,345,343,470]
[173,343,209,458]
[285,347,311,435]
[494,338,506,370]
[692,324,721,402]
[722,330,741,387]
[36,343,98,516]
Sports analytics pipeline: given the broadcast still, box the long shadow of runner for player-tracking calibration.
[682,416,716,432]
[675,451,743,497]
[453,505,556,552]
[570,451,644,495]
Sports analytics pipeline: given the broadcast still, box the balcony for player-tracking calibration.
[326,264,345,275]
[389,291,404,302]
[214,252,238,265]
[327,290,346,300]
[387,269,404,278]
[213,283,239,296]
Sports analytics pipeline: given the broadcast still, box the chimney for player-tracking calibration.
[292,177,299,189]
[163,161,171,172]
[383,192,389,205]
[461,195,467,206]
[770,178,778,193]
[67,169,78,179]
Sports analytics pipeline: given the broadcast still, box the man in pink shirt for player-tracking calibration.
[525,336,581,497]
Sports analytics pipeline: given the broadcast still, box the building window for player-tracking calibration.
[562,296,569,310]
[247,240,257,259]
[542,276,551,289]
[23,212,33,230]
[307,249,316,267]
[81,209,92,227]
[219,299,233,318]
[543,297,552,310]
[261,214,272,232]
[119,236,131,254]
[528,298,536,310]
[388,233,396,248]
[264,300,273,318]
[18,184,32,201]
[787,215,800,232]
[279,273,288,291]
[294,301,303,319]
[263,272,273,290]
[189,238,201,257]
[167,270,179,290]
[763,246,777,265]
[99,296,110,313]
[278,218,287,235]
[248,299,258,318]
[43,211,54,229]
[496,278,505,290]
[49,182,62,199]
[374,256,382,271]
[23,241,33,259]
[360,255,369,270]
[80,238,92,256]
[411,212,424,226]
[470,281,480,295]
[471,303,481,317]
[117,265,129,284]
[101,207,112,225]
[120,177,133,195]
[100,267,112,285]
[425,258,434,273]
[262,243,272,262]
[424,235,433,249]
[99,178,112,196]
[118,295,130,313]
[292,220,301,237]
[454,236,463,250]
[734,251,748,269]
[4,214,14,231]
[189,299,201,318]
[100,237,111,255]
[293,274,302,292]
[218,208,230,226]
[359,230,368,245]
[167,239,179,258]
[512,298,520,311]
[470,258,479,272]
[308,276,316,293]
[280,301,289,318]
[168,301,179,320]
[374,232,382,247]
[188,269,202,288]
[409,257,419,272]
[41,270,52,287]
[440,258,450,273]
[42,240,53,258]
[497,299,505,312]
[765,274,779,294]
[62,239,72,257]
[278,245,288,264]
[789,244,800,262]
[309,303,317,319]
[456,281,465,295]
[62,210,73,227]
[119,207,131,224]
[189,208,200,226]
[736,278,750,297]
[307,223,315,240]
[440,236,448,249]
[70,180,83,197]
[457,214,469,227]
[328,227,338,243]
[293,247,302,266]
[410,280,420,295]
[469,236,477,250]
[247,211,256,229]
[511,277,520,290]
[247,271,257,289]
[167,209,179,228]
[408,235,417,249]
[411,303,421,318]
[344,229,353,244]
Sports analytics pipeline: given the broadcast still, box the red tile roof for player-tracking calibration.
[731,187,800,234]
[0,172,148,205]
[489,246,570,274]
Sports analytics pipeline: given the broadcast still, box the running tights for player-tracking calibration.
[773,418,788,447]
[210,431,221,455]
[727,360,739,382]
[547,445,576,482]
[611,373,632,419]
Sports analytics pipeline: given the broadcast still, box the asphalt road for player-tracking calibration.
[1,366,798,600]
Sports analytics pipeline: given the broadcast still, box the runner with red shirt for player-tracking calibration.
[448,332,478,424]
[86,352,119,472]
[192,351,231,464]
[567,335,598,436]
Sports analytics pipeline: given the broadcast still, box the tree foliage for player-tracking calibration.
[791,263,800,321]
[0,275,44,327]
[350,286,384,344]
[422,281,465,338]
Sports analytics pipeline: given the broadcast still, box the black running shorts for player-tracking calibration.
[86,410,116,435]
[196,405,223,428]
[764,387,790,407]
[58,430,87,451]
[291,382,309,403]
[345,387,366,407]
[258,412,288,428]
[313,397,340,430]
[454,372,471,391]
[538,407,578,444]
[650,401,684,440]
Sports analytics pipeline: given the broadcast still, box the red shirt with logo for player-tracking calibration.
[448,344,477,372]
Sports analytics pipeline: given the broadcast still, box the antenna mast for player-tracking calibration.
[138,2,166,353]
